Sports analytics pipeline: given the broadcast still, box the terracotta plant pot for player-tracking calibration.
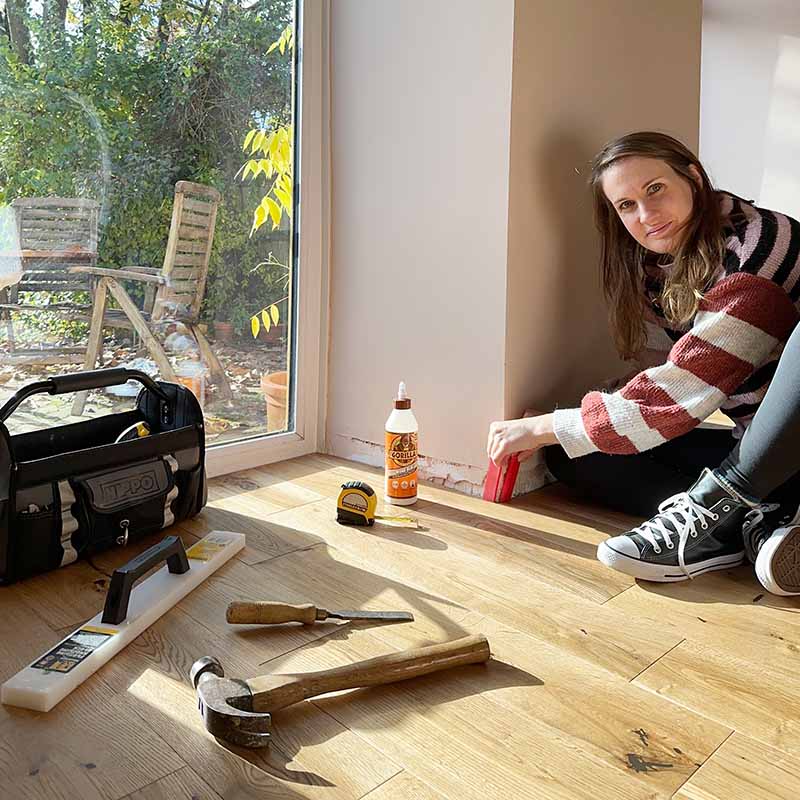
[214,320,234,342]
[260,371,288,432]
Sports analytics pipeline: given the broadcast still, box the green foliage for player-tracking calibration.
[239,23,294,337]
[0,0,295,337]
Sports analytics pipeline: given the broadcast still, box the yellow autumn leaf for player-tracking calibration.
[251,316,260,338]
[269,304,280,325]
[267,41,279,54]
[265,197,282,229]
[261,309,271,332]
[279,172,292,191]
[243,129,256,150]
[252,204,268,232]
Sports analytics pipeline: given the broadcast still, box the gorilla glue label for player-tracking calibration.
[384,382,418,506]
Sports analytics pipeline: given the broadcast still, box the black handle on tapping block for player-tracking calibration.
[102,536,190,625]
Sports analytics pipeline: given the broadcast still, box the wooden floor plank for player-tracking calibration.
[249,501,682,679]
[606,569,800,654]
[248,613,728,800]
[208,467,325,512]
[673,731,800,800]
[0,591,65,683]
[176,503,323,565]
[0,678,184,800]
[360,772,446,800]
[120,767,222,800]
[634,637,800,758]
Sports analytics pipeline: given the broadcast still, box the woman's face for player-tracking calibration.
[601,156,701,255]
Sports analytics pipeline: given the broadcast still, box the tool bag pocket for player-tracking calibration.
[70,457,179,554]
[12,482,65,579]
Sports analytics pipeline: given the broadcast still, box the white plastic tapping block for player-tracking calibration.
[1,530,245,712]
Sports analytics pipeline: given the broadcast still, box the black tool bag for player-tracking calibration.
[0,369,207,584]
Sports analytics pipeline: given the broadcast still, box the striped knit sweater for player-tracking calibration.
[554,191,800,458]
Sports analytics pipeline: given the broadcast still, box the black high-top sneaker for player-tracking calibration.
[743,504,800,596]
[597,468,748,581]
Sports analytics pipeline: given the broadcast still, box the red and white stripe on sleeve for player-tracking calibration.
[553,272,800,457]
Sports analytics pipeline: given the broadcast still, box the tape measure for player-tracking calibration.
[336,481,417,527]
[114,421,151,443]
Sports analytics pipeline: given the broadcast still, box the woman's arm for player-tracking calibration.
[554,273,799,458]
[486,413,557,466]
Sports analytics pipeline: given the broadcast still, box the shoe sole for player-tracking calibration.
[597,541,744,582]
[755,525,800,596]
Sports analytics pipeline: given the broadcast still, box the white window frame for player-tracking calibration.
[206,0,330,479]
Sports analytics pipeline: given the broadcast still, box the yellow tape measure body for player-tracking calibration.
[336,481,417,527]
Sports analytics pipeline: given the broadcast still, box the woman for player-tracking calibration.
[486,131,800,594]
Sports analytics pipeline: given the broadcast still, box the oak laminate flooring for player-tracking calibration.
[250,501,681,679]
[3,453,799,800]
[119,767,223,800]
[673,732,800,800]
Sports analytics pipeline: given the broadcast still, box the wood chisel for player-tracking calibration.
[226,601,414,625]
[1,531,245,712]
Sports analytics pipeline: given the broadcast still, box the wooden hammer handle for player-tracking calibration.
[247,634,491,712]
[226,601,319,625]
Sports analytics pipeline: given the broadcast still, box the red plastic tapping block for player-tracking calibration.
[482,453,520,503]
[483,458,503,502]
[498,454,520,503]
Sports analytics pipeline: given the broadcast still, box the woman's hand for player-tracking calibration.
[487,413,557,467]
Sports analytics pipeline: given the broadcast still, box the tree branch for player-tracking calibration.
[0,8,10,45]
[43,0,68,38]
[194,0,213,36]
[5,0,32,65]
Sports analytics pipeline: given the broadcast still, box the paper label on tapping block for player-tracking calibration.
[185,535,229,561]
[31,627,118,674]
[385,431,418,499]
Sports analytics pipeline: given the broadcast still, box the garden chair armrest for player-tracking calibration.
[69,266,165,284]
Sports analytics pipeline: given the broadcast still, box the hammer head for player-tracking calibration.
[190,656,272,748]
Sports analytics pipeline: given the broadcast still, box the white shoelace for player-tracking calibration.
[632,492,720,578]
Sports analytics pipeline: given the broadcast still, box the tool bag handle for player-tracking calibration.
[0,369,169,423]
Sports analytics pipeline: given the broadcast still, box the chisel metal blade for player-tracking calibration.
[326,609,415,622]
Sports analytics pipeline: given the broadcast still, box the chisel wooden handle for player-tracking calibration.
[246,634,491,713]
[226,601,320,625]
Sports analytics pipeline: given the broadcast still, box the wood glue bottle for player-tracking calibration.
[385,381,418,505]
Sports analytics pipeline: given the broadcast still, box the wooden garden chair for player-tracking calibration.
[70,181,232,414]
[0,197,99,364]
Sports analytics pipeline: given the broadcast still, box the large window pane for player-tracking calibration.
[0,0,298,446]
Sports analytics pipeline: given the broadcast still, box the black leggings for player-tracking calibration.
[544,322,800,518]
[716,320,800,504]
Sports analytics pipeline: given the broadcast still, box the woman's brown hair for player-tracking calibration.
[590,131,724,360]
